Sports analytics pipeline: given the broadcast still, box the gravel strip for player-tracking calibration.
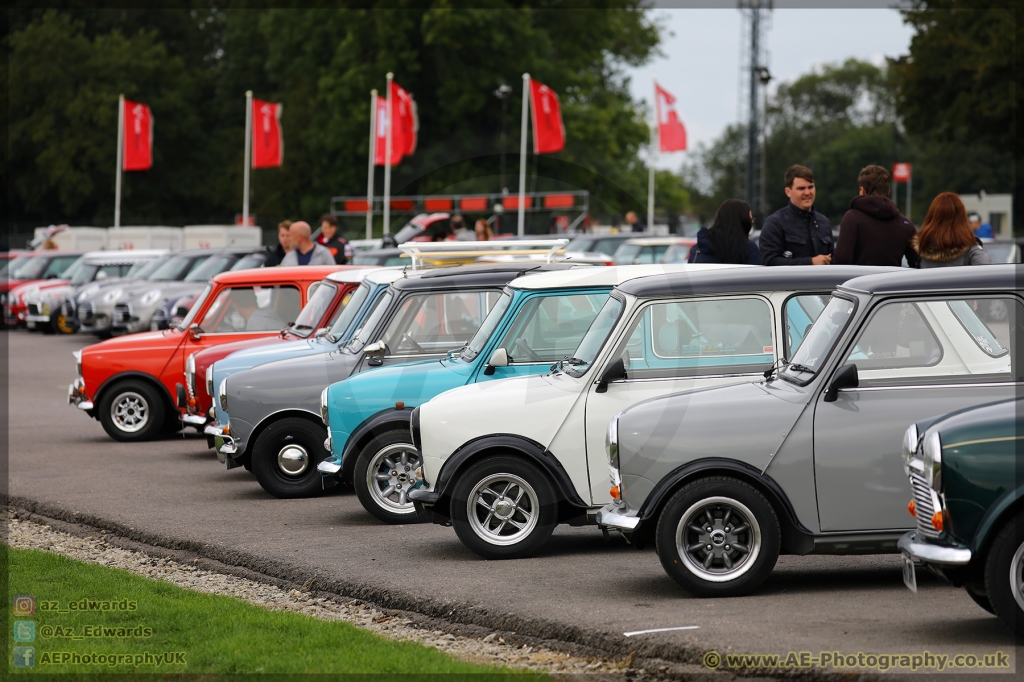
[5,516,639,678]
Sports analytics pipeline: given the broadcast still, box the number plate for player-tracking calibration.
[901,552,917,593]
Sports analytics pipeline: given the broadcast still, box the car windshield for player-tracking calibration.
[781,295,857,382]
[230,253,265,270]
[565,295,625,377]
[6,255,35,278]
[662,244,690,263]
[185,255,236,281]
[70,264,102,286]
[591,237,628,256]
[327,281,371,342]
[983,242,1016,264]
[177,284,213,331]
[566,237,595,252]
[290,282,338,337]
[149,254,205,281]
[344,290,393,352]
[56,256,86,280]
[126,255,169,279]
[462,290,513,361]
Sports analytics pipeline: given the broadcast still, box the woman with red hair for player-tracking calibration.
[913,192,992,268]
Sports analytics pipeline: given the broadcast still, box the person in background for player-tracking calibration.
[452,214,475,241]
[281,221,335,265]
[266,220,293,266]
[474,219,492,241]
[317,213,348,264]
[968,213,994,240]
[759,165,833,266]
[625,211,645,233]
[913,193,992,268]
[833,165,919,267]
[687,199,761,265]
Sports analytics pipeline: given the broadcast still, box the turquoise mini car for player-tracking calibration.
[318,265,694,523]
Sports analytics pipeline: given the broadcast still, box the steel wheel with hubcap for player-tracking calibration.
[355,430,429,524]
[251,417,329,498]
[984,511,1024,633]
[98,380,165,442]
[451,456,557,559]
[656,477,780,597]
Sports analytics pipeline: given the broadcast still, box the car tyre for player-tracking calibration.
[52,310,76,334]
[354,430,430,524]
[965,584,995,615]
[251,418,329,499]
[98,380,166,442]
[983,511,1024,634]
[656,476,780,598]
[451,456,557,560]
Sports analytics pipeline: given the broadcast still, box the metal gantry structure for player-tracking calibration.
[738,0,772,219]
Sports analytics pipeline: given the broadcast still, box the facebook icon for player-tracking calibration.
[13,646,35,668]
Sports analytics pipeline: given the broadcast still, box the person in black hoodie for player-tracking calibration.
[833,165,919,267]
[688,199,762,265]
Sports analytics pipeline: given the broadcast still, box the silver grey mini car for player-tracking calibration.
[598,265,1021,598]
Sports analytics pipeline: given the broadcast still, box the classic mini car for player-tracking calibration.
[26,251,165,334]
[319,265,686,523]
[598,265,1021,598]
[213,263,573,499]
[110,248,266,335]
[68,266,340,442]
[4,251,87,326]
[180,267,371,429]
[613,237,696,265]
[898,397,1024,634]
[409,266,886,559]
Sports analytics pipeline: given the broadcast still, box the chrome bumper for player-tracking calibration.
[26,314,51,323]
[67,378,94,411]
[898,531,972,566]
[317,459,341,475]
[203,423,237,463]
[181,414,207,426]
[595,504,640,531]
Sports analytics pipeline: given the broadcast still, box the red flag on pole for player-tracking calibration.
[374,81,417,166]
[529,78,565,154]
[655,84,687,153]
[252,98,283,168]
[122,99,153,171]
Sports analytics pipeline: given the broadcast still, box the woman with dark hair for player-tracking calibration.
[688,199,762,265]
[913,192,992,268]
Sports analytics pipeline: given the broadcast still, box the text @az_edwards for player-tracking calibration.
[702,649,1012,673]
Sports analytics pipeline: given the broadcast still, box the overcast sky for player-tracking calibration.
[627,7,915,168]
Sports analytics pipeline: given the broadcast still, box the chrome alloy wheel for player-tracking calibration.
[111,392,149,433]
[277,444,309,477]
[676,496,762,583]
[367,444,421,513]
[467,473,539,546]
[1010,538,1024,613]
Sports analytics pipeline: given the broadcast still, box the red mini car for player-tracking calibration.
[180,267,371,429]
[69,265,351,442]
[4,251,85,326]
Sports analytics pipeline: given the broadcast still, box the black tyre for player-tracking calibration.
[354,430,429,524]
[98,380,167,442]
[965,584,995,615]
[251,418,329,499]
[655,477,780,598]
[451,456,558,560]
[983,511,1024,635]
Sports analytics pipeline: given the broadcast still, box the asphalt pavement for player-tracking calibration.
[5,330,1018,676]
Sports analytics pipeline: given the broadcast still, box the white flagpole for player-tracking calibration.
[366,89,378,240]
[383,73,394,235]
[114,94,124,228]
[517,73,530,237]
[648,79,657,232]
[242,90,253,227]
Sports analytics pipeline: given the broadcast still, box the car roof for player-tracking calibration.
[82,252,166,265]
[616,265,901,298]
[324,266,392,284]
[840,263,1021,295]
[364,268,408,285]
[211,265,340,285]
[392,263,577,291]
[510,264,730,290]
[620,237,691,246]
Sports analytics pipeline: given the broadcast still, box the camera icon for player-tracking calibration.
[12,595,35,616]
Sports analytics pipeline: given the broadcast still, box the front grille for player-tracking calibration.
[79,301,95,323]
[27,303,39,316]
[910,470,942,538]
[113,302,131,325]
[62,299,76,318]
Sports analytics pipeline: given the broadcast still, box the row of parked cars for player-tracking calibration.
[58,240,1021,634]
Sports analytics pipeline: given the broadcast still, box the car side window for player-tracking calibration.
[497,293,607,363]
[382,291,498,356]
[784,294,830,359]
[200,286,301,333]
[617,297,775,378]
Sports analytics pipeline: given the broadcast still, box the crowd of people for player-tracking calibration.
[266,214,351,267]
[687,164,995,269]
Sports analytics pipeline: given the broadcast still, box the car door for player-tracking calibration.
[813,294,1022,532]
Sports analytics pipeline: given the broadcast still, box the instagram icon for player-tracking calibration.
[12,595,35,616]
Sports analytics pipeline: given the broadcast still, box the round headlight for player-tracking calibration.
[901,423,919,476]
[218,378,228,412]
[922,430,942,491]
[102,287,124,304]
[320,387,330,426]
[79,284,101,301]
[206,366,215,399]
[606,414,620,470]
[186,354,196,393]
[139,289,162,307]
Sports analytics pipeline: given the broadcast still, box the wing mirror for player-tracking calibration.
[95,271,108,281]
[188,323,203,341]
[483,347,509,376]
[824,363,858,402]
[595,357,626,393]
[364,340,386,366]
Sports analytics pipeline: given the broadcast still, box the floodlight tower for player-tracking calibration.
[739,0,772,219]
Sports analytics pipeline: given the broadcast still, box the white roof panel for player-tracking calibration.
[511,263,743,291]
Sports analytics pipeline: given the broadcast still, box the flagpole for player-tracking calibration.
[114,94,124,228]
[242,90,253,227]
[383,73,394,236]
[647,78,657,232]
[517,73,530,237]
[366,89,378,240]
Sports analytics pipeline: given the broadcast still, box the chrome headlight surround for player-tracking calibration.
[185,353,196,397]
[320,387,330,426]
[606,415,620,471]
[218,378,228,412]
[206,366,214,399]
[901,423,919,476]
[101,287,124,304]
[139,289,163,307]
[73,349,83,378]
[922,429,942,492]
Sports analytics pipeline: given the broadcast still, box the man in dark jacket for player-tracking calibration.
[833,165,919,267]
[759,165,833,266]
[317,214,348,265]
[265,220,293,267]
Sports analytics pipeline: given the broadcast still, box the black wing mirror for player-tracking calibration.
[824,363,858,402]
[595,358,626,393]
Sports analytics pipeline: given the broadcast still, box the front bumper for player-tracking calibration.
[67,378,94,411]
[898,530,972,566]
[596,503,641,532]
[26,314,51,324]
[204,423,240,466]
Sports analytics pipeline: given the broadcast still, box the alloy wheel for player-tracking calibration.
[366,443,422,513]
[676,496,762,582]
[467,473,539,546]
[111,392,149,433]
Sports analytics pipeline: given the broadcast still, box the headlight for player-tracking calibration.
[606,414,620,470]
[218,379,228,412]
[186,354,196,396]
[922,429,942,491]
[320,387,330,426]
[901,423,919,476]
[79,285,101,301]
[206,367,214,399]
[139,289,162,307]
[102,287,124,304]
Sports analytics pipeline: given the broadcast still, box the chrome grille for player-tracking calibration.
[78,301,94,323]
[113,302,131,325]
[910,470,941,538]
[27,303,39,316]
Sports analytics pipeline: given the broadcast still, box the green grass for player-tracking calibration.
[6,547,536,677]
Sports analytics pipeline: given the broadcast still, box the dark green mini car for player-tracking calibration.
[899,397,1023,634]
